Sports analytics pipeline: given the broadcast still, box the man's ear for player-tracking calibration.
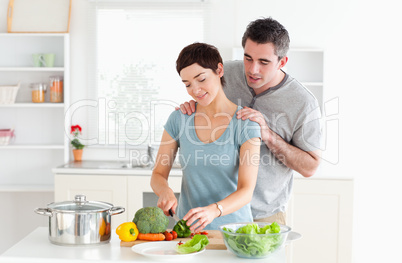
[278,56,288,69]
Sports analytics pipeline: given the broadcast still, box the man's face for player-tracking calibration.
[243,39,287,91]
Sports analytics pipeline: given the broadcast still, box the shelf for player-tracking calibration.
[0,184,54,192]
[0,103,64,108]
[0,67,64,72]
[0,33,72,185]
[0,145,64,150]
[0,33,67,37]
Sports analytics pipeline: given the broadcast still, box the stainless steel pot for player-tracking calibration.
[35,194,125,246]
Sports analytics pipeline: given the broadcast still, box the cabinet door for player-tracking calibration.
[286,179,354,263]
[127,176,182,228]
[54,174,128,228]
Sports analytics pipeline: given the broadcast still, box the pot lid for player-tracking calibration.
[47,195,114,213]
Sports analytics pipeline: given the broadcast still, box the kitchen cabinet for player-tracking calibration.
[54,169,353,263]
[54,174,128,229]
[0,190,54,255]
[286,179,354,263]
[0,33,70,190]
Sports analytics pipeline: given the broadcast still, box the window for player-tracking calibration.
[87,1,209,147]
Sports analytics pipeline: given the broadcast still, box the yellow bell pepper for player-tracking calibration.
[99,218,106,236]
[116,222,139,242]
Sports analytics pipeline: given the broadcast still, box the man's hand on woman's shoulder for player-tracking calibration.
[175,100,196,115]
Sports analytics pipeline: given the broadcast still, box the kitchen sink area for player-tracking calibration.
[60,160,152,170]
[53,159,182,176]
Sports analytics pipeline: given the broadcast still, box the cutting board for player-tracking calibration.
[120,230,226,250]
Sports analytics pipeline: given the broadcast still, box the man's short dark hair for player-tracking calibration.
[241,17,290,60]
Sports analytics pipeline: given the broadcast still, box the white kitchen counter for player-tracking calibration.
[52,160,350,179]
[52,161,183,176]
[0,227,286,263]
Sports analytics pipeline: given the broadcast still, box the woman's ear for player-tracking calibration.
[217,63,224,77]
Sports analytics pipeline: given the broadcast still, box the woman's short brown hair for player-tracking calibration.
[176,42,225,86]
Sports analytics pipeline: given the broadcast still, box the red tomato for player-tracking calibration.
[170,231,178,239]
[164,231,173,241]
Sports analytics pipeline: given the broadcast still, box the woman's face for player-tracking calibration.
[180,63,223,107]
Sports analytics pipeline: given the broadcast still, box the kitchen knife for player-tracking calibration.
[169,209,180,222]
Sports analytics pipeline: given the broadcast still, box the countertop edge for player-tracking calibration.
[51,167,183,176]
[51,167,353,180]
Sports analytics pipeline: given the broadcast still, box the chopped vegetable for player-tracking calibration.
[175,234,209,254]
[191,231,208,237]
[172,220,192,238]
[137,233,165,241]
[222,222,282,257]
[115,222,139,242]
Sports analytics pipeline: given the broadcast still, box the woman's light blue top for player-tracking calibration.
[164,106,261,230]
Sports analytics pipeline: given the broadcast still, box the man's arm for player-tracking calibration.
[266,129,321,177]
[237,107,320,178]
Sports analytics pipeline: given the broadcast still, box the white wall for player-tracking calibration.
[2,0,401,262]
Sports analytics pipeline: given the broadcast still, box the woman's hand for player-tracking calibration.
[157,187,178,217]
[183,204,219,232]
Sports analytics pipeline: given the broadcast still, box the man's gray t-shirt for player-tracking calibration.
[223,60,321,219]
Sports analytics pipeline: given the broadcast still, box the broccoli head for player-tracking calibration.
[133,207,169,234]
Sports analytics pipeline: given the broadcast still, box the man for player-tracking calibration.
[178,17,321,225]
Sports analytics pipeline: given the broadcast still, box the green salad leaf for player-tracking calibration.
[223,222,282,257]
[175,234,209,254]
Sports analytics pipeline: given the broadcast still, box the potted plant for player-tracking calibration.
[70,125,85,161]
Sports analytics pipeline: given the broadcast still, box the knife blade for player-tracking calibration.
[169,208,180,222]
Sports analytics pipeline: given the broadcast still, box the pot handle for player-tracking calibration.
[34,208,53,217]
[285,231,302,244]
[109,206,125,216]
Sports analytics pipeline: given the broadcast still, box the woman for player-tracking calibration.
[151,43,261,231]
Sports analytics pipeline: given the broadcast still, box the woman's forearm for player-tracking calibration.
[150,172,170,197]
[215,187,255,217]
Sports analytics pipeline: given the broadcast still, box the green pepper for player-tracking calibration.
[173,220,192,238]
